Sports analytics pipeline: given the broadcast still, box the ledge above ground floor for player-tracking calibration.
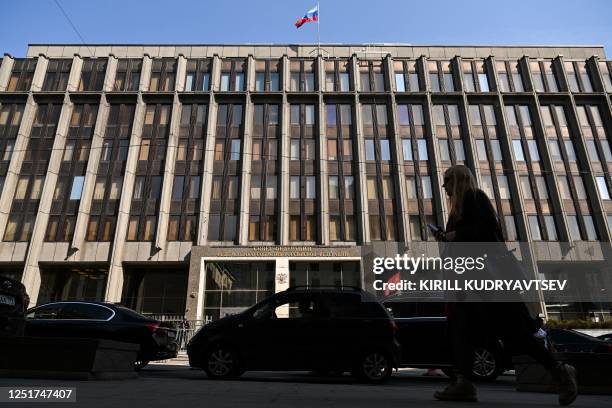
[0,242,28,262]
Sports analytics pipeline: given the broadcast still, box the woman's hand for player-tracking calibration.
[434,229,446,241]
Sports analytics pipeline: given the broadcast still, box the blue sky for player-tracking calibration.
[2,0,611,57]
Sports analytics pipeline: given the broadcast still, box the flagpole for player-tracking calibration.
[317,1,320,56]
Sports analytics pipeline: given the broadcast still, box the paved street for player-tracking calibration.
[1,360,611,408]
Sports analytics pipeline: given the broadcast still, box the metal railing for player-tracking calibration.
[143,315,207,351]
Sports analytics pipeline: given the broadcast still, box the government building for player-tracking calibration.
[0,43,611,323]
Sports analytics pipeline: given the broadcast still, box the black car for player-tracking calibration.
[548,328,612,353]
[395,317,513,381]
[0,276,29,337]
[25,301,178,369]
[597,332,612,343]
[187,287,401,383]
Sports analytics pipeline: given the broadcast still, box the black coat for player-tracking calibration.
[445,188,504,243]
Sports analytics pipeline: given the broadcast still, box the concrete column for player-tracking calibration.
[454,56,480,181]
[384,55,410,244]
[0,54,50,240]
[279,55,290,245]
[238,55,254,246]
[30,54,48,93]
[21,95,74,304]
[0,96,36,240]
[316,56,329,245]
[66,54,83,93]
[185,251,203,321]
[155,55,186,249]
[419,55,449,224]
[275,257,290,317]
[71,56,116,250]
[105,96,147,302]
[70,96,111,251]
[559,57,611,241]
[103,54,118,93]
[198,55,220,245]
[529,91,571,241]
[0,54,15,91]
[351,55,370,243]
[140,54,153,92]
[495,95,530,241]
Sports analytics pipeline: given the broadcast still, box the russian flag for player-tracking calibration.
[295,5,319,28]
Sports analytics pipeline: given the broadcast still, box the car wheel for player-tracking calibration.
[134,360,149,370]
[470,347,503,381]
[203,344,242,379]
[353,350,392,383]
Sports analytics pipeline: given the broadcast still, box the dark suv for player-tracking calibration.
[187,287,401,383]
[0,276,29,337]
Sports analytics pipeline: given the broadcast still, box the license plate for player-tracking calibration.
[0,294,15,306]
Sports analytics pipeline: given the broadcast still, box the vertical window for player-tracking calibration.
[512,140,525,161]
[69,176,85,200]
[583,215,597,240]
[417,139,428,160]
[402,139,413,160]
[543,216,558,241]
[596,177,610,200]
[395,72,406,92]
[422,176,433,199]
[520,176,533,199]
[406,177,417,199]
[528,216,542,240]
[567,215,581,241]
[329,176,339,199]
[365,139,375,161]
[497,175,510,199]
[305,176,316,199]
[527,140,540,161]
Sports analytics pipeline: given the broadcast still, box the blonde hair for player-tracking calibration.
[444,165,478,220]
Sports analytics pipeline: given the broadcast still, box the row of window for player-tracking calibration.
[5,57,612,93]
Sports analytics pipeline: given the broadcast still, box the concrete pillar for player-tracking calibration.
[71,56,115,251]
[0,54,51,241]
[198,55,220,245]
[529,89,572,242]
[105,96,147,302]
[66,54,83,93]
[238,55,254,246]
[351,55,370,243]
[70,96,111,251]
[561,94,611,239]
[103,54,118,93]
[0,54,15,91]
[21,95,74,304]
[316,55,329,245]
[275,257,290,317]
[155,55,186,249]
[140,54,153,92]
[30,54,49,93]
[279,55,290,245]
[384,55,410,244]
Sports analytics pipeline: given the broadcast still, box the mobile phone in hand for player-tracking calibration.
[427,224,441,233]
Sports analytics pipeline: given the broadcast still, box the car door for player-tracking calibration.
[397,317,451,366]
[240,293,316,370]
[24,303,65,337]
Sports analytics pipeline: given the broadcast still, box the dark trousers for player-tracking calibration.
[448,302,558,376]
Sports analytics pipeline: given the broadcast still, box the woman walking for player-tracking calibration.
[432,165,577,406]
